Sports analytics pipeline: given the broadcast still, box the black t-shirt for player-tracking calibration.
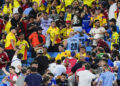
[71,61,86,73]
[24,73,42,86]
[29,9,39,18]
[89,58,99,69]
[35,55,49,75]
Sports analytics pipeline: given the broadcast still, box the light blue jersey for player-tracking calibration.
[66,37,79,52]
[74,34,89,46]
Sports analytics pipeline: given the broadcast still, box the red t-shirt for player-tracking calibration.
[0,19,5,34]
[0,52,9,69]
[10,74,18,86]
[64,58,77,74]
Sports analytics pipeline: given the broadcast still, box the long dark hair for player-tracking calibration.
[82,4,90,14]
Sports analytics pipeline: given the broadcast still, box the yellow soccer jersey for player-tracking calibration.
[111,32,119,50]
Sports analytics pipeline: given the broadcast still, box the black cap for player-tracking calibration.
[0,44,4,48]
[37,26,43,30]
[66,5,72,9]
[51,6,56,10]
[10,26,16,31]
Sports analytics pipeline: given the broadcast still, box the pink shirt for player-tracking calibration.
[10,74,18,86]
[64,58,77,74]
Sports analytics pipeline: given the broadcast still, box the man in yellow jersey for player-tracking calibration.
[64,5,73,21]
[110,26,119,50]
[5,26,17,61]
[43,47,51,60]
[76,46,86,60]
[16,32,29,61]
[13,0,20,13]
[47,21,61,52]
[55,44,71,61]
[61,21,74,39]
[90,7,107,27]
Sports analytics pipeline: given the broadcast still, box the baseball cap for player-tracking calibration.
[66,20,71,24]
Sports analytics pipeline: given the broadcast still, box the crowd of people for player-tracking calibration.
[0,0,120,86]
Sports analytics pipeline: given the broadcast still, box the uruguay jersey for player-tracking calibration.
[74,34,89,46]
[66,37,79,52]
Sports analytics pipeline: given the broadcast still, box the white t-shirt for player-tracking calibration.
[89,27,106,45]
[11,55,22,73]
[48,63,57,74]
[13,75,18,86]
[77,70,96,86]
[117,12,120,29]
[54,64,66,76]
[109,3,117,20]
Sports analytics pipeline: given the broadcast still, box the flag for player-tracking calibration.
[42,0,47,7]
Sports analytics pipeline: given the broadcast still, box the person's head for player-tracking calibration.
[66,21,71,28]
[97,47,104,54]
[80,46,86,54]
[108,0,115,5]
[66,5,72,13]
[95,20,100,27]
[51,21,56,28]
[56,60,61,65]
[111,25,117,32]
[84,63,91,70]
[91,52,96,58]
[69,32,74,37]
[50,58,55,63]
[58,44,64,52]
[117,0,120,8]
[43,12,48,20]
[0,44,4,53]
[103,64,109,71]
[98,59,107,67]
[59,11,64,20]
[28,15,35,22]
[37,26,43,34]
[32,2,38,10]
[18,32,24,40]
[9,66,15,74]
[13,13,19,20]
[48,73,54,79]
[95,7,101,15]
[21,67,27,75]
[109,18,116,26]
[92,1,97,9]
[83,5,89,12]
[27,67,31,75]
[43,76,51,85]
[111,50,119,59]
[43,47,48,54]
[3,15,9,23]
[112,44,119,50]
[17,53,23,60]
[31,67,37,73]
[23,16,29,23]
[51,6,56,14]
[1,32,6,39]
[61,73,67,81]
[31,61,38,68]
[10,26,17,34]
[5,0,10,3]
[102,54,110,60]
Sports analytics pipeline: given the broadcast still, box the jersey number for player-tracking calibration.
[71,43,77,50]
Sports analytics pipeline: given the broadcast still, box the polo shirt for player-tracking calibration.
[24,73,42,86]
